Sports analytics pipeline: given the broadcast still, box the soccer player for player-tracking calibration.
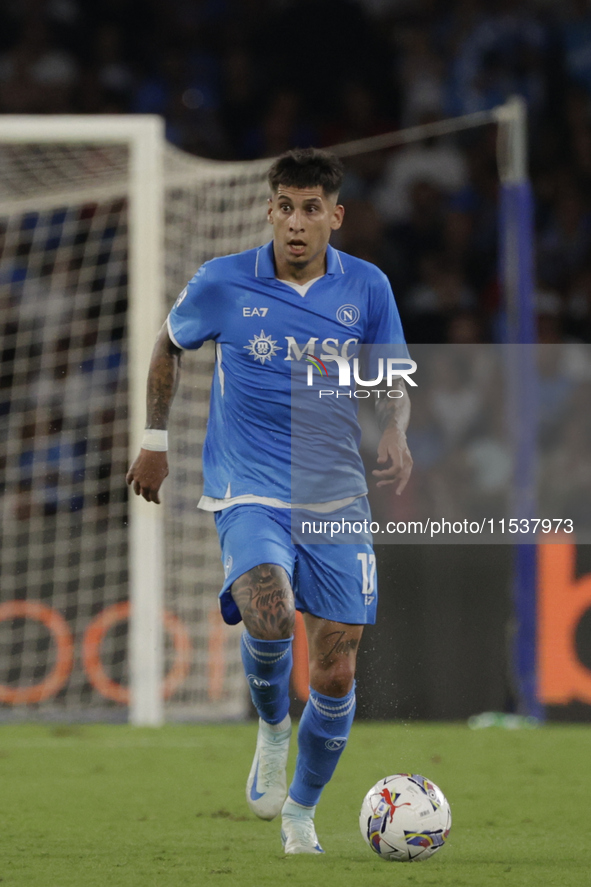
[126,148,412,854]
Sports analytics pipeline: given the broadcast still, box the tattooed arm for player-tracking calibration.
[126,322,182,504]
[372,378,413,494]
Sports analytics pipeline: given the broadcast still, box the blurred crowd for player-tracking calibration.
[2,0,591,344]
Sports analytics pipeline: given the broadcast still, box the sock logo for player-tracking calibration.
[325,737,347,751]
[247,674,271,688]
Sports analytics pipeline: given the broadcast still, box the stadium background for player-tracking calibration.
[1,0,591,723]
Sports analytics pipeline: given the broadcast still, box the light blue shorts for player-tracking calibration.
[214,500,377,626]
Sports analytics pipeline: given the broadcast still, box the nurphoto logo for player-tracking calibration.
[305,354,417,398]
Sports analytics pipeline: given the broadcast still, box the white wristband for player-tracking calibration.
[141,429,168,452]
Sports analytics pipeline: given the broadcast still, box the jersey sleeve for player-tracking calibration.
[365,272,408,349]
[362,272,410,381]
[167,262,220,350]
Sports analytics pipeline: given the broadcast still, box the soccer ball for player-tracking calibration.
[359,773,451,862]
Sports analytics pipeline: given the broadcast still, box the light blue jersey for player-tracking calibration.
[167,240,407,505]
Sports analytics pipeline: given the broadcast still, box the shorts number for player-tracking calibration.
[357,552,376,605]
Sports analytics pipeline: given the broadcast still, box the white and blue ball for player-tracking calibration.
[359,773,451,862]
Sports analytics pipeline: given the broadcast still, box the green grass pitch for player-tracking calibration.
[0,721,589,886]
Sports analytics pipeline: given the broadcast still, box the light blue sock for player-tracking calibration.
[289,683,356,807]
[240,631,293,725]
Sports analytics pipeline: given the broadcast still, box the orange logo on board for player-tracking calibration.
[538,544,591,705]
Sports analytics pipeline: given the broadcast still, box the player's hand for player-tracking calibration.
[126,449,169,504]
[372,427,413,494]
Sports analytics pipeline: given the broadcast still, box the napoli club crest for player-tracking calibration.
[336,304,360,326]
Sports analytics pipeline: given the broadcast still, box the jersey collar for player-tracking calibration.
[255,240,345,279]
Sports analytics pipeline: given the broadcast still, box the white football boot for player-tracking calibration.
[246,716,291,820]
[281,797,325,854]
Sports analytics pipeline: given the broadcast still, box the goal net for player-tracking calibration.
[0,105,532,721]
[0,118,270,721]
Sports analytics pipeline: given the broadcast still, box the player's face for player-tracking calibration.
[267,186,344,280]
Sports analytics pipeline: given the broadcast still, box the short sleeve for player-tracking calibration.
[167,262,220,350]
[365,273,408,350]
[362,273,410,380]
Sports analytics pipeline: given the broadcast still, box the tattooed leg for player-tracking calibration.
[235,564,295,730]
[287,614,363,808]
[231,563,295,640]
[303,613,363,697]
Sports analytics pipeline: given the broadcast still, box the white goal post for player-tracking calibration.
[0,116,165,725]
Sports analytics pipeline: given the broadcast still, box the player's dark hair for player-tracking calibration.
[268,148,345,197]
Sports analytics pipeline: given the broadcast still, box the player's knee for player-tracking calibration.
[232,563,295,640]
[310,658,355,698]
[241,589,296,642]
[243,606,295,641]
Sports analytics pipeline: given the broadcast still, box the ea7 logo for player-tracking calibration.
[243,307,268,317]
